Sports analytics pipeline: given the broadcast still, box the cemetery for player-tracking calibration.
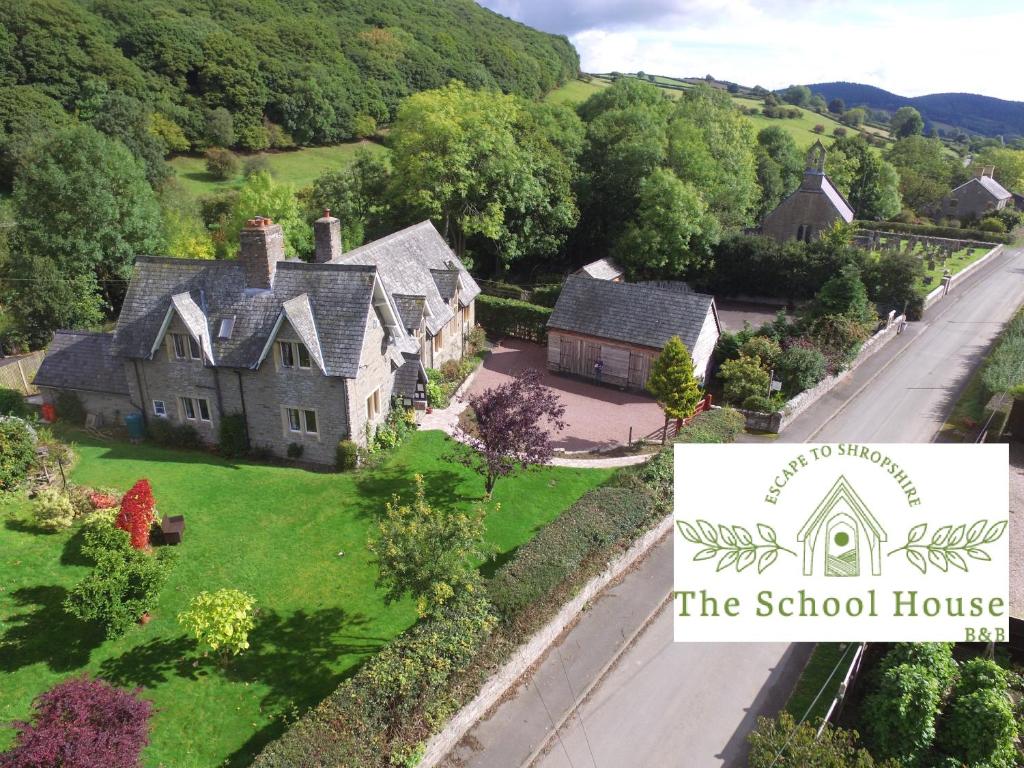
[854,230,996,296]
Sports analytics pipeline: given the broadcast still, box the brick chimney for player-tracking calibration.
[239,216,285,289]
[314,208,342,263]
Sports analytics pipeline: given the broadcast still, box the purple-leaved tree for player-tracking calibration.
[457,368,566,496]
[0,676,153,768]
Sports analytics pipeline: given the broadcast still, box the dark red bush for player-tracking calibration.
[0,676,153,768]
[115,479,155,550]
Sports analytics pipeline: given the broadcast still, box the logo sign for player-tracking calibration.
[673,444,1008,642]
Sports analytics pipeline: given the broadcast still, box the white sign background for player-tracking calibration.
[673,443,1009,642]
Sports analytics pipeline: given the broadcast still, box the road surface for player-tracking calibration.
[452,246,1024,768]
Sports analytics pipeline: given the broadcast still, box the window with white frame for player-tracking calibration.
[278,341,311,369]
[366,388,381,421]
[284,406,318,435]
[153,400,167,418]
[179,397,212,423]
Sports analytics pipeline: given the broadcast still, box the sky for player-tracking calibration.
[477,0,1024,102]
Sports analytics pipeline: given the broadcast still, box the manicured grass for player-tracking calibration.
[0,429,610,767]
[168,140,388,199]
[919,245,991,295]
[786,642,856,724]
[544,78,609,105]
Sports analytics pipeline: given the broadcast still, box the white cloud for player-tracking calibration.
[479,0,1024,101]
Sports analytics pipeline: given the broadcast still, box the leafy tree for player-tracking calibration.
[646,336,703,442]
[386,83,583,270]
[0,85,69,189]
[861,251,924,315]
[227,171,309,258]
[149,112,189,153]
[887,136,963,212]
[827,137,901,220]
[611,168,720,278]
[367,474,490,617]
[777,342,827,395]
[64,546,175,637]
[310,150,394,250]
[160,185,215,260]
[864,663,942,765]
[780,84,812,107]
[0,676,153,768]
[748,711,885,768]
[668,85,760,228]
[755,126,804,215]
[718,354,770,406]
[204,147,240,181]
[458,368,566,495]
[829,98,845,114]
[938,687,1018,768]
[974,146,1024,193]
[0,125,163,346]
[87,91,170,185]
[0,417,35,490]
[812,264,878,326]
[842,107,867,127]
[178,589,258,658]
[740,336,782,368]
[890,106,924,138]
[204,107,235,147]
[115,479,156,550]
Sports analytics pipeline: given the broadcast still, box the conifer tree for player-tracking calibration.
[646,336,703,443]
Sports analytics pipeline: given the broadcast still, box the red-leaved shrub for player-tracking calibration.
[89,491,120,510]
[0,676,152,768]
[115,479,155,550]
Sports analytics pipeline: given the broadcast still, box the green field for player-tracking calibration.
[544,77,609,105]
[0,429,610,767]
[169,141,387,198]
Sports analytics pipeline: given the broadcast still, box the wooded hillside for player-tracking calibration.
[0,0,578,153]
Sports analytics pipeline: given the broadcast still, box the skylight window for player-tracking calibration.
[217,317,235,340]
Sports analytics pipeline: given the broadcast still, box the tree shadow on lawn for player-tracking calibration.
[0,586,105,673]
[3,517,56,536]
[352,465,476,519]
[98,606,387,763]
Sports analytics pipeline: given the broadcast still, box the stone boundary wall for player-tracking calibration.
[417,514,674,767]
[923,244,1005,312]
[738,314,907,434]
[855,229,998,251]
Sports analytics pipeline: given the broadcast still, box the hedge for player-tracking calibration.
[476,294,551,343]
[855,220,1012,245]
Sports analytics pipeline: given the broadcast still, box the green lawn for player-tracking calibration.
[169,140,387,199]
[867,241,993,297]
[786,642,855,723]
[0,429,610,767]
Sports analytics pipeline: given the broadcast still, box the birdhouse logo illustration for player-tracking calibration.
[797,476,886,577]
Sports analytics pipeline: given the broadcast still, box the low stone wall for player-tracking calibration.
[417,515,674,767]
[738,315,907,434]
[923,244,1005,312]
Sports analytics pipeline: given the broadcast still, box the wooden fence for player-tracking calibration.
[0,351,44,395]
[816,642,868,737]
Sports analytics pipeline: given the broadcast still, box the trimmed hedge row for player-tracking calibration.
[476,294,551,343]
[854,220,1012,245]
[252,408,742,767]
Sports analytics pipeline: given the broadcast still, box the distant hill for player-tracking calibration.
[1,0,578,153]
[806,82,1024,139]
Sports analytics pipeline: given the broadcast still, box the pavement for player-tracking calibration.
[441,245,1024,768]
[715,299,794,333]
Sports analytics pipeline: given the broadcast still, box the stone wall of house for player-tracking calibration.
[761,190,845,243]
[942,180,1007,221]
[38,387,135,428]
[346,305,400,446]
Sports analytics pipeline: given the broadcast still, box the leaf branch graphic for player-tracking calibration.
[887,520,1006,574]
[676,520,797,574]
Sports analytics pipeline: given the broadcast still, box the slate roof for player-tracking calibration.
[548,275,717,351]
[339,221,480,336]
[34,331,129,395]
[393,294,426,332]
[394,353,427,399]
[577,257,625,281]
[111,258,385,378]
[951,175,1013,201]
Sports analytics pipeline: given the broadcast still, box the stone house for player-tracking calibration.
[546,275,720,390]
[761,141,854,242]
[34,331,133,425]
[34,215,479,465]
[939,167,1012,222]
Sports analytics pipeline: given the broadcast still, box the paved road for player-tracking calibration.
[450,246,1024,768]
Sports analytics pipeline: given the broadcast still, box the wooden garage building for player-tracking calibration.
[547,276,721,390]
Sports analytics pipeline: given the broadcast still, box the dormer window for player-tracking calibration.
[278,341,311,370]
